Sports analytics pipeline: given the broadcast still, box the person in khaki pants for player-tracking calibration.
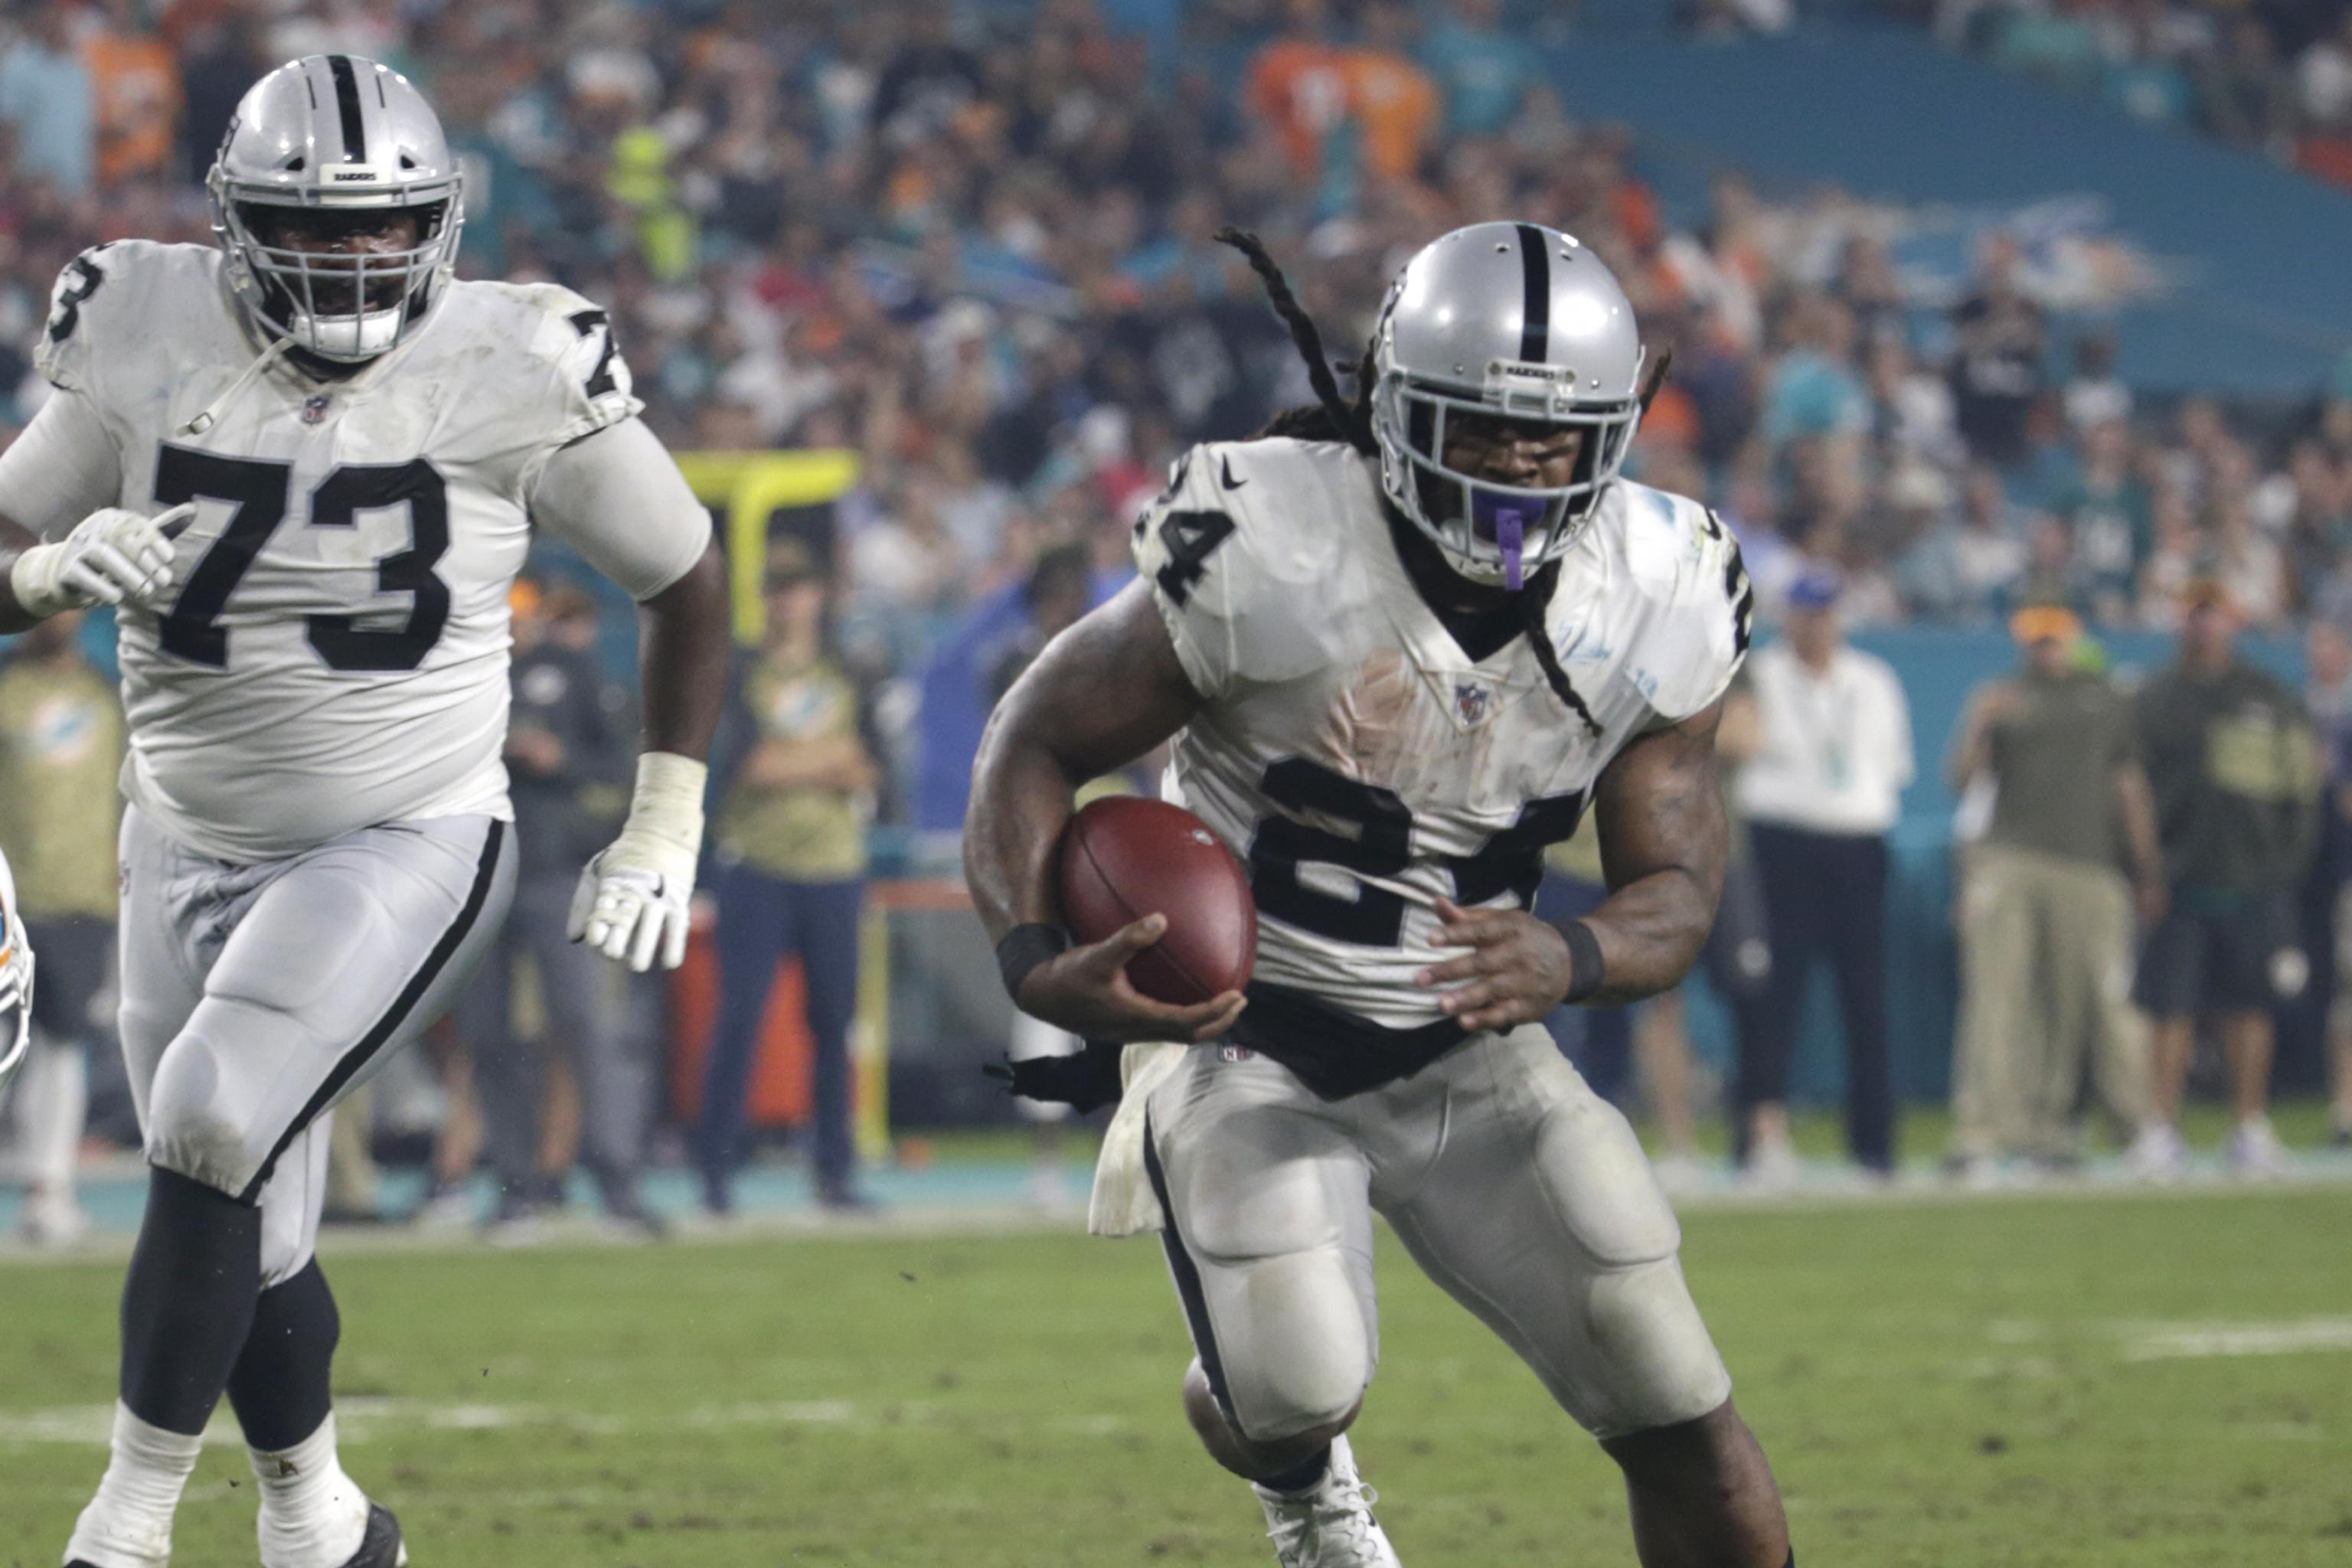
[1946,606,2166,1179]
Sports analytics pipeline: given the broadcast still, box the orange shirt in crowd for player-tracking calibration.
[1340,48,1438,181]
[1247,38,1349,175]
[87,28,181,187]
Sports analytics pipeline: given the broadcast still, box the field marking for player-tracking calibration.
[2117,1316,2352,1361]
[0,1394,1089,1449]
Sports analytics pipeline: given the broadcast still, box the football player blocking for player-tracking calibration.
[0,57,730,1568]
[968,225,1794,1567]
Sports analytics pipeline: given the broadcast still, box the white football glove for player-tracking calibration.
[8,503,191,619]
[567,751,707,973]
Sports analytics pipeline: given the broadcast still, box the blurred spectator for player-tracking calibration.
[452,580,660,1238]
[1339,2,1439,183]
[1944,606,2164,1181]
[1246,0,1348,178]
[697,544,879,1215]
[1418,0,1532,139]
[1948,234,2047,468]
[2061,333,2132,435]
[1634,671,1774,1193]
[2053,420,2148,625]
[0,7,94,196]
[2133,581,2323,1177]
[2307,618,2352,1150]
[0,612,120,1246]
[1735,570,1915,1184]
[86,0,179,188]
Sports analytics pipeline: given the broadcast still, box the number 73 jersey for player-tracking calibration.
[1132,437,1750,1034]
[24,241,639,862]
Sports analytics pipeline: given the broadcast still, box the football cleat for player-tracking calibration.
[1253,1435,1403,1567]
[2125,1122,2186,1184]
[332,1502,407,1568]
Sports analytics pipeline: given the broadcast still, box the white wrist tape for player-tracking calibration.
[623,750,707,859]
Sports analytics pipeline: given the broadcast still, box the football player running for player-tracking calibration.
[0,57,728,1568]
[968,226,1792,1567]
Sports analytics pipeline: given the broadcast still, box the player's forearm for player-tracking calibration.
[1579,867,1716,1004]
[635,538,728,761]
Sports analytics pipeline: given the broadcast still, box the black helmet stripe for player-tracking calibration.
[1514,221,1550,364]
[326,55,366,162]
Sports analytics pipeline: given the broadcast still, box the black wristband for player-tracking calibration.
[1560,918,1605,1004]
[995,922,1071,1001]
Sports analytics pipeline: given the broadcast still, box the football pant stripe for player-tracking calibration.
[1514,221,1550,363]
[235,817,506,1203]
[1144,1112,1240,1429]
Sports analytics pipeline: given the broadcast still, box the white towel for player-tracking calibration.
[1086,1042,1187,1236]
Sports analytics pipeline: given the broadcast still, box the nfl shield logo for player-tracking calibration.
[1454,682,1491,724]
[300,394,332,425]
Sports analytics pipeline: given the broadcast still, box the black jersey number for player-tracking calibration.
[568,309,619,400]
[1247,756,1589,946]
[46,251,108,345]
[1153,508,1235,609]
[153,447,452,672]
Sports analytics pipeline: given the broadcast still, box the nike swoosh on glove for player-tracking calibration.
[567,752,707,973]
[9,503,191,618]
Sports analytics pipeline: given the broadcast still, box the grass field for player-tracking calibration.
[7,1182,2352,1566]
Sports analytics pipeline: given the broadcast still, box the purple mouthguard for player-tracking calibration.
[1494,506,1526,590]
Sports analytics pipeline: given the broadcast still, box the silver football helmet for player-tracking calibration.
[0,848,32,1106]
[1370,221,1647,588]
[207,55,464,362]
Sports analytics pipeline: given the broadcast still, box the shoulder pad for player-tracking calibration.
[1131,439,1367,698]
[1615,481,1753,722]
[440,279,642,449]
[34,240,217,396]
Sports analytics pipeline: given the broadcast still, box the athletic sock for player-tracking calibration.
[63,1402,204,1568]
[18,1039,88,1198]
[251,1410,369,1568]
[1251,1444,1333,1496]
[120,1166,263,1435]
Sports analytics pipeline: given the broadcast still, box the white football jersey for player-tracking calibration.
[23,240,662,862]
[1132,437,1749,1038]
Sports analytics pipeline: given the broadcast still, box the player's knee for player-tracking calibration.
[1224,1253,1374,1442]
[1577,1261,1734,1439]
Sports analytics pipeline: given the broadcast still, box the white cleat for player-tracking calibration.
[2125,1122,2186,1183]
[1741,1131,1801,1194]
[1253,1435,1402,1567]
[2226,1116,2290,1179]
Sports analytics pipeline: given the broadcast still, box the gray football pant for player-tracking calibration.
[119,805,514,1283]
[1145,1025,1732,1446]
[456,872,651,1195]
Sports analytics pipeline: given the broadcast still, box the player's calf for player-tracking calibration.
[1600,1398,1792,1568]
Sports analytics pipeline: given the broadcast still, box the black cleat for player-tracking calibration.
[336,1502,408,1568]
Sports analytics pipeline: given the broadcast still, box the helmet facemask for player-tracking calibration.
[1374,355,1642,590]
[211,176,462,363]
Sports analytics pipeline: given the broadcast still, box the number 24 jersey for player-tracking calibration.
[23,240,665,863]
[1132,437,1751,1033]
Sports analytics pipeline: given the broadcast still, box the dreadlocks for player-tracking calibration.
[1214,226,1605,739]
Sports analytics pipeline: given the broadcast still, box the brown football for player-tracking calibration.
[1057,796,1256,1005]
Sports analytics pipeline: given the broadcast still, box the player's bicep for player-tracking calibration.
[0,387,122,538]
[1593,697,1729,904]
[528,418,713,600]
[990,578,1204,783]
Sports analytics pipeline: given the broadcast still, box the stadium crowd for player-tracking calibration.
[1926,0,2352,191]
[4,0,2352,1233]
